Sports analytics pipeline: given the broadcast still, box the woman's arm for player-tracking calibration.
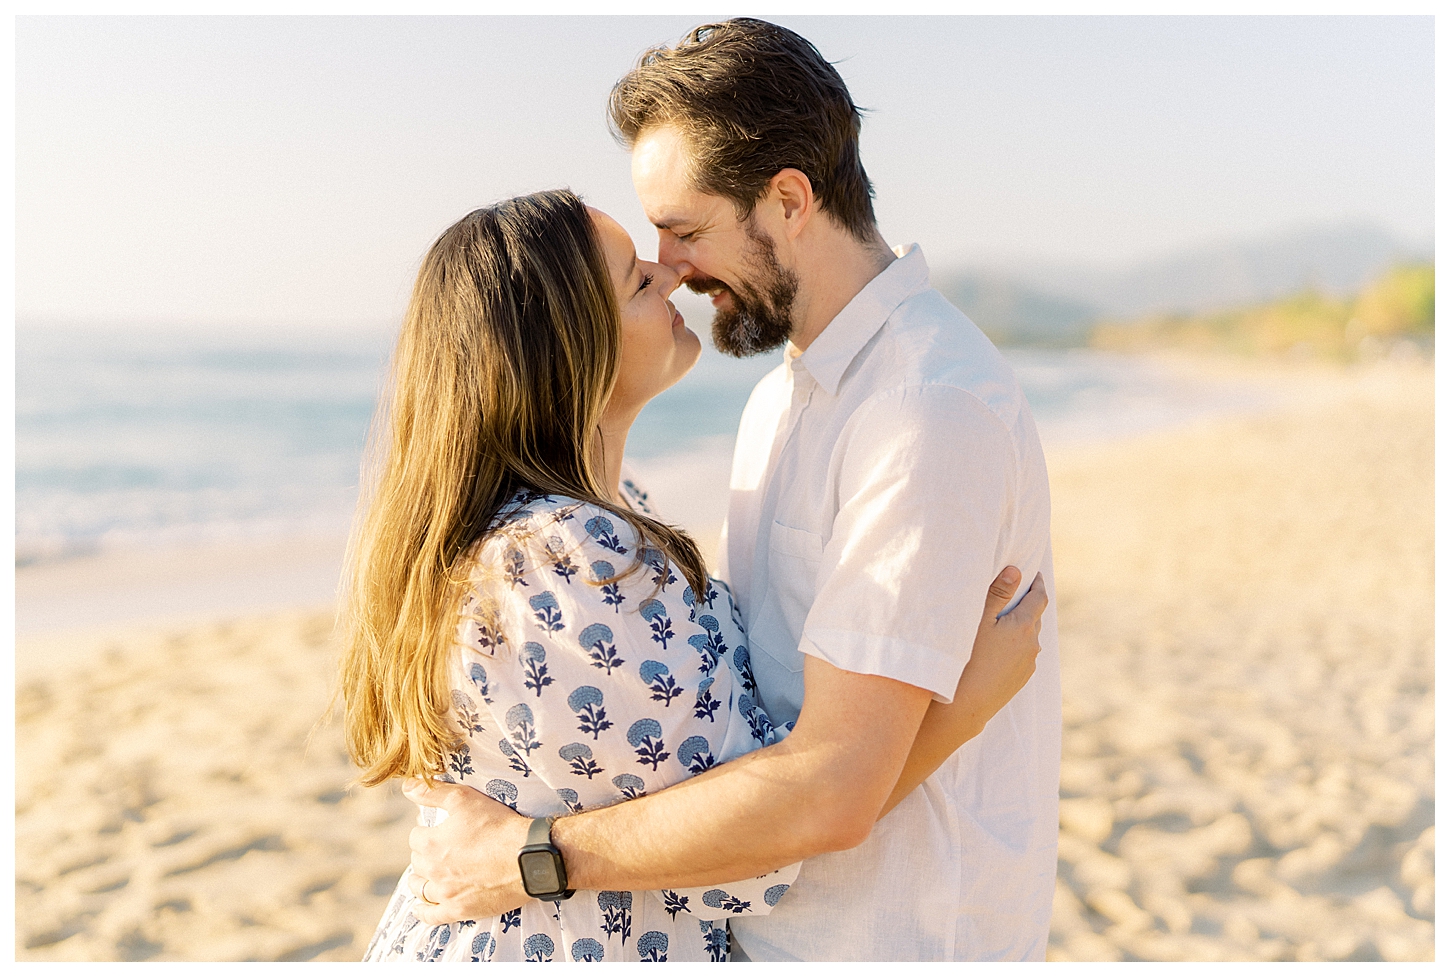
[879,566,1048,817]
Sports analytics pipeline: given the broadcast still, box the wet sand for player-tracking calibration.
[14,358,1433,961]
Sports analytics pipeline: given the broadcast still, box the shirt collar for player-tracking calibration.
[793,244,930,396]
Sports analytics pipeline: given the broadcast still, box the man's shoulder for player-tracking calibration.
[872,287,1030,435]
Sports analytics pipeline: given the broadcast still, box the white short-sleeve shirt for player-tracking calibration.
[719,244,1062,961]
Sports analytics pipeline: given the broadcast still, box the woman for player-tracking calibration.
[339,191,1045,963]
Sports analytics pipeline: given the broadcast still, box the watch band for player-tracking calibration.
[527,815,555,848]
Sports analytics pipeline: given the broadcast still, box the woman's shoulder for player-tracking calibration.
[477,489,641,555]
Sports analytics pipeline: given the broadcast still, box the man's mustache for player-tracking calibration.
[683,275,730,296]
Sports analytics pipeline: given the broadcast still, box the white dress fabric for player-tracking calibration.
[721,244,1062,961]
[364,482,799,963]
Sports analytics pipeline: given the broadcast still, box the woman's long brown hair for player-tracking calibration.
[338,190,706,787]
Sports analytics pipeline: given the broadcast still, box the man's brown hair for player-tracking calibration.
[609,17,877,242]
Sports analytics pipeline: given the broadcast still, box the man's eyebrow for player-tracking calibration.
[650,213,693,230]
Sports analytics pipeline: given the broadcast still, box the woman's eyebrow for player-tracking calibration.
[613,252,638,290]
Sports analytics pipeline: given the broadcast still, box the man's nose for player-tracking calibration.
[656,232,694,281]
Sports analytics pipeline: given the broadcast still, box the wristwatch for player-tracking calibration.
[518,816,574,901]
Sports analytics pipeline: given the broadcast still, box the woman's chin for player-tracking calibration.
[680,326,703,367]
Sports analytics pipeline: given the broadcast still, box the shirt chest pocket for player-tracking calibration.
[751,520,826,675]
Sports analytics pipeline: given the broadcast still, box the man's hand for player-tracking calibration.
[402,779,533,925]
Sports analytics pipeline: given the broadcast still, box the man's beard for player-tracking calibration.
[685,222,799,358]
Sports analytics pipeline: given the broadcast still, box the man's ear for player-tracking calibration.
[769,168,815,241]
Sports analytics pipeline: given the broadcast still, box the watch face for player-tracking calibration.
[521,850,563,894]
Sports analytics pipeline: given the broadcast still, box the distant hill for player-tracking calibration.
[937,223,1431,347]
[934,271,1099,347]
[1090,262,1434,360]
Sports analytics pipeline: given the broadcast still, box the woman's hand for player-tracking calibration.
[879,566,1048,817]
[947,566,1048,742]
[402,779,534,925]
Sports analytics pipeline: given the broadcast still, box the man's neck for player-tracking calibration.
[788,228,897,352]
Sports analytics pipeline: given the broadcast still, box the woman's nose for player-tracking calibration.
[645,260,681,295]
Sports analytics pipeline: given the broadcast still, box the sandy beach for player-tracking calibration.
[15,357,1433,962]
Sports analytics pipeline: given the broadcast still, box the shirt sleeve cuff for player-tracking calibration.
[798,629,963,704]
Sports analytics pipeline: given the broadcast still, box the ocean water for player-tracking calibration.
[14,323,1274,565]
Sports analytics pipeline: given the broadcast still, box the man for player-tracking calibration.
[405,18,1060,960]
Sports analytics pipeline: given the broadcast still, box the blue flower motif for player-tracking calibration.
[528,591,565,633]
[732,645,756,695]
[546,535,580,583]
[503,546,530,589]
[471,930,495,962]
[636,930,669,962]
[477,619,506,652]
[626,718,662,746]
[483,778,518,810]
[702,889,752,914]
[626,718,670,770]
[452,689,485,737]
[500,907,521,932]
[498,738,531,777]
[676,735,716,774]
[415,923,452,962]
[590,560,626,611]
[702,923,727,962]
[638,660,684,706]
[556,787,582,813]
[521,640,554,696]
[571,937,605,962]
[639,599,674,649]
[568,685,612,739]
[736,693,772,745]
[694,676,722,722]
[662,889,690,919]
[611,773,645,799]
[559,741,604,778]
[468,662,492,703]
[584,515,629,554]
[568,685,603,710]
[505,702,541,755]
[446,743,473,779]
[598,890,633,941]
[687,615,727,673]
[642,549,677,588]
[681,585,697,621]
[764,883,791,906]
[522,933,555,962]
[579,622,624,674]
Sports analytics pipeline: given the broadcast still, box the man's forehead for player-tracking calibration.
[630,126,716,225]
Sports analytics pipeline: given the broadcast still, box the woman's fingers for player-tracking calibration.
[980,565,1023,625]
[1005,573,1048,628]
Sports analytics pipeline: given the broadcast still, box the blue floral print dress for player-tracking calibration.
[364,481,798,963]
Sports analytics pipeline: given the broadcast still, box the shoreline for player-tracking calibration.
[15,350,1383,642]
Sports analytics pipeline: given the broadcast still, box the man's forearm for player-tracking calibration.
[552,729,860,891]
[553,658,934,892]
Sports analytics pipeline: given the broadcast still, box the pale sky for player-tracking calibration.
[15,15,1434,328]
